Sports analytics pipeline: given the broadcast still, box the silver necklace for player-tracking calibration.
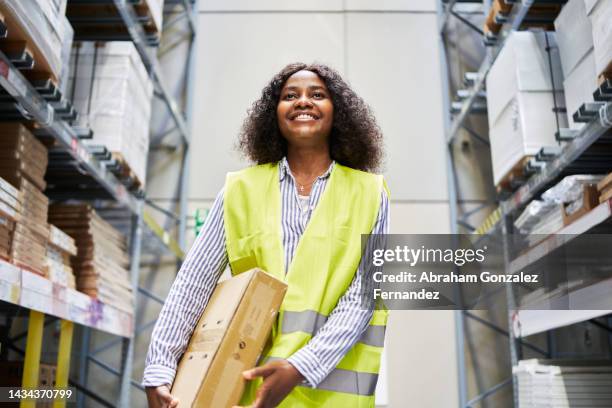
[296,172,322,192]
[297,178,316,192]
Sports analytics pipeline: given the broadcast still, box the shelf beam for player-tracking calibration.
[501,103,612,215]
[143,211,185,259]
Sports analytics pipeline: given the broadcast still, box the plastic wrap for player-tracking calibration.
[70,42,153,185]
[515,200,559,234]
[0,0,63,81]
[58,16,74,95]
[541,175,604,203]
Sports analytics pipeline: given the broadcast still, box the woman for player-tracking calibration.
[144,63,389,408]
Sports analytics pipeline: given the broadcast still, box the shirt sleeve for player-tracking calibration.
[142,188,228,388]
[287,189,390,387]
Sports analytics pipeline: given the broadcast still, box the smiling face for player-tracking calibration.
[277,70,334,149]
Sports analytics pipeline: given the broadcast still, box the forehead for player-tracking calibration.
[282,70,327,89]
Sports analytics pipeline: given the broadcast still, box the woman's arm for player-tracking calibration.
[142,189,228,388]
[287,190,389,387]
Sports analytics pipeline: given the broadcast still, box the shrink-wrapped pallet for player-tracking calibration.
[486,31,567,187]
[70,42,153,187]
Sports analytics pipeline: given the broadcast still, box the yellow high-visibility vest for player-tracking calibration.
[224,161,388,408]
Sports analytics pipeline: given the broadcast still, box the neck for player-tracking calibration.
[286,146,332,178]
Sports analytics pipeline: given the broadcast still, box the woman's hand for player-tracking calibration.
[145,385,179,408]
[233,359,305,408]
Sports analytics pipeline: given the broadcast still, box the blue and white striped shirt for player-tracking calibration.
[143,157,389,388]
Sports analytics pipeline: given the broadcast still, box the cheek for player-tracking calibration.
[323,103,334,125]
[276,105,287,123]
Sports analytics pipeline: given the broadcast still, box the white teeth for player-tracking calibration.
[295,114,316,120]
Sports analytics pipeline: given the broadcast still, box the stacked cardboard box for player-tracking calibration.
[597,173,612,204]
[48,204,133,314]
[70,42,153,187]
[0,124,50,275]
[46,224,77,288]
[0,177,20,261]
[0,123,48,191]
[486,31,567,187]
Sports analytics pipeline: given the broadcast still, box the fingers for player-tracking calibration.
[252,384,271,408]
[155,386,179,408]
[243,363,277,380]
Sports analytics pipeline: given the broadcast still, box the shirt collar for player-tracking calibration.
[278,156,335,182]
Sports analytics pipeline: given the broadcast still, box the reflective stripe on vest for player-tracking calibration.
[267,357,379,396]
[282,310,386,347]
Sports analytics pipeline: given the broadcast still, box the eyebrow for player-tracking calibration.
[283,85,327,91]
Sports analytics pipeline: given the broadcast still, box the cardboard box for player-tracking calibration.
[49,224,78,256]
[562,184,600,225]
[0,213,15,231]
[589,0,612,77]
[563,50,598,129]
[0,200,19,222]
[0,123,47,159]
[49,204,133,312]
[554,0,593,78]
[0,175,21,201]
[171,269,287,408]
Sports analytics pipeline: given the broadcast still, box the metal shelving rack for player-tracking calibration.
[438,0,612,406]
[0,1,197,407]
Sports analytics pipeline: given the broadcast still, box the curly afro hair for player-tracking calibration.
[238,62,383,172]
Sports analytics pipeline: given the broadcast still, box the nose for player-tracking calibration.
[294,95,313,109]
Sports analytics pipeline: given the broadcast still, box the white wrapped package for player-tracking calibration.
[554,0,593,77]
[515,200,560,234]
[0,0,63,81]
[589,0,612,76]
[59,16,74,95]
[486,32,567,185]
[70,42,153,186]
[541,175,604,204]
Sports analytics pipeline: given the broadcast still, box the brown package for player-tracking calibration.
[562,184,600,226]
[171,268,287,408]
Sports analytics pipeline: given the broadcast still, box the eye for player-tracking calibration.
[313,92,326,99]
[284,93,297,100]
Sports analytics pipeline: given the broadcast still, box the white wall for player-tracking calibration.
[147,2,459,406]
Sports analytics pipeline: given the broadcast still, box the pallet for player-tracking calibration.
[597,59,612,85]
[111,152,143,191]
[495,156,532,195]
[67,1,161,45]
[0,5,59,84]
[484,1,560,35]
